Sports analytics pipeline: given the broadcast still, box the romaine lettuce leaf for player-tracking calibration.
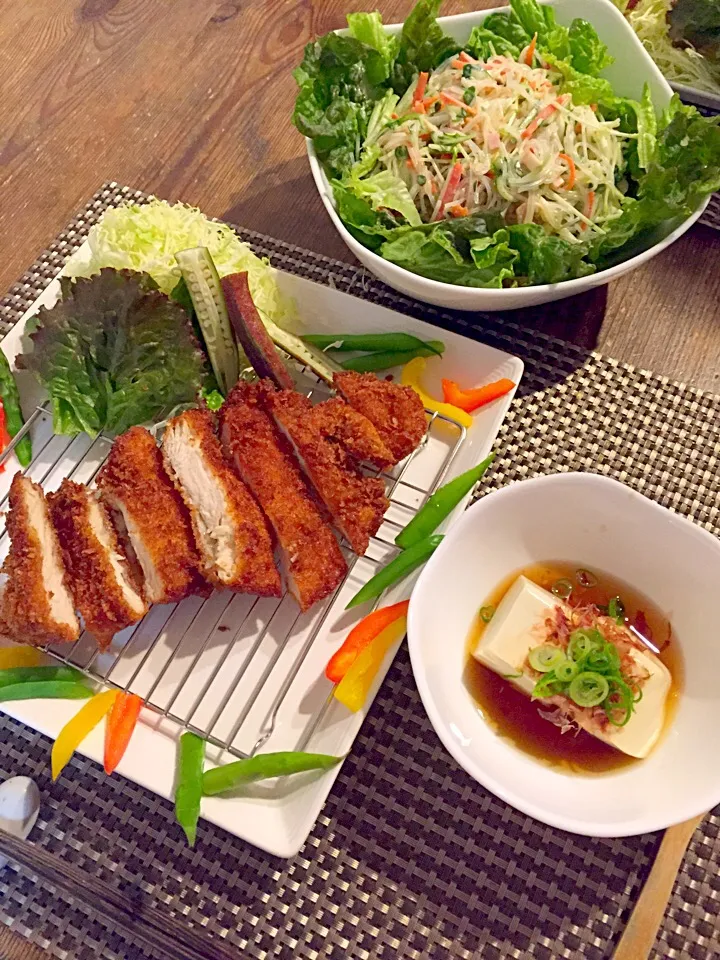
[293,33,390,178]
[66,200,294,331]
[347,11,400,67]
[391,0,460,94]
[568,19,615,76]
[466,25,522,61]
[506,224,596,283]
[20,270,209,437]
[344,169,422,227]
[380,224,517,287]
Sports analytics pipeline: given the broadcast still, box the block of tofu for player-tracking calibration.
[473,576,672,759]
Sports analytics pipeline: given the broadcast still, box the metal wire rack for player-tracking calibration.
[0,379,467,761]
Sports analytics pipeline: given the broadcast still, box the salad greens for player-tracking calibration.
[20,270,209,438]
[294,0,720,289]
[65,199,294,331]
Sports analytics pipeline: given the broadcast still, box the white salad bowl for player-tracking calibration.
[306,0,709,311]
[407,472,720,837]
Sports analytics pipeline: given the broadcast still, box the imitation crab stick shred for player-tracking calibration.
[434,161,464,221]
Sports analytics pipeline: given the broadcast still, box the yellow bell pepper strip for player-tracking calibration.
[0,647,43,669]
[104,692,144,775]
[175,732,205,847]
[325,600,410,683]
[441,377,516,412]
[400,357,473,429]
[51,689,118,781]
[334,616,408,712]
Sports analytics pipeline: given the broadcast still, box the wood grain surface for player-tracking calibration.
[1,0,719,389]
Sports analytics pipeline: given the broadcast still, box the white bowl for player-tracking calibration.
[306,0,709,311]
[407,473,720,837]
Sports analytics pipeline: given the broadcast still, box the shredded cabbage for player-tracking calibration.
[66,199,295,329]
[614,0,720,95]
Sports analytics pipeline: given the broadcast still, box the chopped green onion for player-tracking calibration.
[462,63,473,79]
[555,660,579,683]
[463,87,476,105]
[604,678,635,726]
[417,174,427,185]
[551,578,573,600]
[608,596,625,623]
[576,569,597,587]
[586,644,621,674]
[502,672,523,679]
[395,145,409,159]
[480,605,495,624]
[528,644,566,673]
[531,673,563,700]
[568,672,609,708]
[567,629,603,661]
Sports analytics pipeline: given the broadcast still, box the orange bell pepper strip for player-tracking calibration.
[0,646,44,669]
[400,357,473,429]
[104,691,144,774]
[52,689,118,781]
[441,377,516,413]
[326,600,409,683]
[334,616,408,713]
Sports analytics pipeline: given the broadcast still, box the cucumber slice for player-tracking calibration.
[175,247,239,395]
[265,320,342,385]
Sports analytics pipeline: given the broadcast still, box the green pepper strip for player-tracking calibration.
[174,732,205,847]
[395,455,495,549]
[303,333,444,356]
[0,665,87,688]
[340,342,446,373]
[346,534,444,609]
[0,350,31,466]
[202,751,343,797]
[0,682,94,703]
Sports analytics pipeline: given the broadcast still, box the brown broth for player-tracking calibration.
[464,562,683,775]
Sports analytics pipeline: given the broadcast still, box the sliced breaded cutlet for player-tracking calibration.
[333,371,427,465]
[162,408,281,596]
[219,381,347,612]
[0,474,79,646]
[96,426,206,605]
[267,390,389,556]
[310,398,394,470]
[48,479,148,648]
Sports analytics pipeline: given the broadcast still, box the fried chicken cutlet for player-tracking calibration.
[0,474,79,646]
[162,408,281,596]
[96,427,206,605]
[48,480,148,648]
[219,381,347,612]
[310,398,394,470]
[267,390,389,555]
[333,371,427,465]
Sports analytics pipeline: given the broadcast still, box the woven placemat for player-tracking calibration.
[0,183,718,960]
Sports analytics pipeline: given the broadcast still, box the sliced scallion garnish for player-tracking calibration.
[479,605,495,624]
[568,672,609,708]
[528,644,566,673]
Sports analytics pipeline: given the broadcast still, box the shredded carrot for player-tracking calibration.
[450,205,469,218]
[451,59,464,68]
[458,51,476,64]
[413,71,429,106]
[391,113,398,120]
[423,95,440,110]
[581,190,596,230]
[558,152,576,189]
[590,103,598,112]
[524,33,537,66]
[440,91,477,115]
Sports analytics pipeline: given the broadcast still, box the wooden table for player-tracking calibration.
[1,0,718,389]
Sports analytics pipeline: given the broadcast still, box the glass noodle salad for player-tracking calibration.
[375,51,628,243]
[293,0,720,288]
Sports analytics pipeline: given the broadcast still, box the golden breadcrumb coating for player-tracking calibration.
[1,474,79,646]
[48,479,148,649]
[333,371,427,465]
[162,408,281,596]
[267,390,389,556]
[311,397,394,470]
[220,381,347,612]
[96,426,207,604]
